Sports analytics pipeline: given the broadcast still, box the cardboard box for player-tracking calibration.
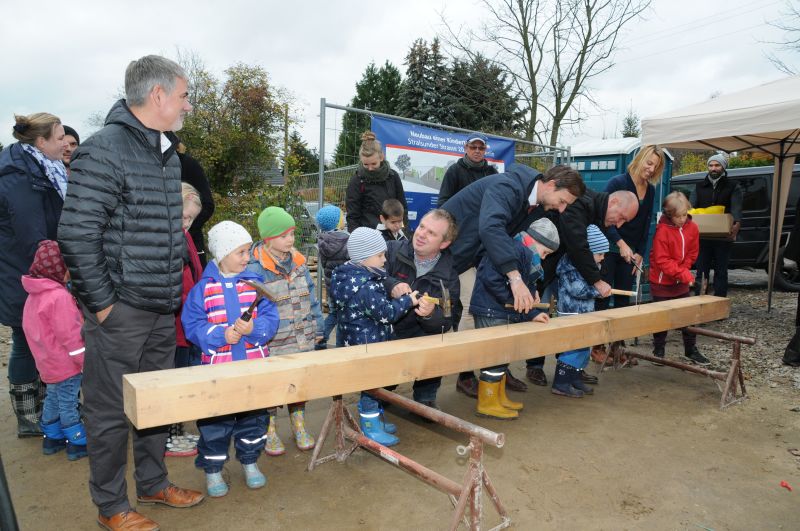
[692,213,733,237]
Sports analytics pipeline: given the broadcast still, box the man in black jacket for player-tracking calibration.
[690,154,743,297]
[437,132,498,207]
[384,209,460,407]
[58,55,204,530]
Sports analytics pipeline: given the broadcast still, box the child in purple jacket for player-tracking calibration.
[22,240,87,460]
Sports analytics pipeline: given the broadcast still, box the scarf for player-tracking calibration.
[356,160,390,184]
[21,143,68,199]
[414,252,441,278]
[461,155,488,170]
[29,240,67,283]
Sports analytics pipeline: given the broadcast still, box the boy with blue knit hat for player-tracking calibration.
[315,205,349,348]
[247,206,324,456]
[552,224,609,398]
[470,217,559,420]
[329,227,420,446]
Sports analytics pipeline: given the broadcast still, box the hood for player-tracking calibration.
[0,143,46,181]
[200,260,262,283]
[21,275,64,295]
[318,231,349,256]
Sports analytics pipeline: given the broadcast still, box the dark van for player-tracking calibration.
[670,164,800,291]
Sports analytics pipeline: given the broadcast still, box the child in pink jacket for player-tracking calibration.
[21,240,86,460]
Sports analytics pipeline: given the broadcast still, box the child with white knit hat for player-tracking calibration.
[329,227,420,446]
[552,224,608,399]
[182,220,280,497]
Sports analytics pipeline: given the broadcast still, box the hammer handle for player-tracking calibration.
[610,288,637,297]
[505,303,551,310]
[240,297,261,322]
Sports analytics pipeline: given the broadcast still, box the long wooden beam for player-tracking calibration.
[123,296,729,428]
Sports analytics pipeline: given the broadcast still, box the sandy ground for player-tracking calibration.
[1,282,799,530]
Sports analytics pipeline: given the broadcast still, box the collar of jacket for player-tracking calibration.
[4,143,54,191]
[253,243,305,276]
[105,99,180,163]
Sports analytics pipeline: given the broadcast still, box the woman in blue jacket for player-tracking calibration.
[0,113,68,437]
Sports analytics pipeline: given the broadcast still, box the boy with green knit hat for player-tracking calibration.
[247,206,324,456]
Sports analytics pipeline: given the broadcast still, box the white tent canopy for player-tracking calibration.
[642,75,800,309]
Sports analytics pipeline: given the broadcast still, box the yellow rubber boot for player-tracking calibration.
[289,405,316,451]
[476,380,518,420]
[264,413,285,456]
[499,374,524,410]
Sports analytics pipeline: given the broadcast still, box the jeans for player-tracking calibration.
[694,239,732,297]
[8,326,39,385]
[41,373,82,427]
[322,307,338,345]
[475,315,511,381]
[558,348,590,370]
[412,378,441,403]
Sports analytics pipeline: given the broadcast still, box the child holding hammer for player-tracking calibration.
[182,220,280,497]
[469,218,559,420]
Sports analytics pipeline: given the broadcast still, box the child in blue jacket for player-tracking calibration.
[552,224,608,398]
[182,221,280,498]
[470,218,560,420]
[330,227,419,446]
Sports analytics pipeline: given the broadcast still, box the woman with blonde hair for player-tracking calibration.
[345,131,408,232]
[0,112,68,437]
[591,145,665,364]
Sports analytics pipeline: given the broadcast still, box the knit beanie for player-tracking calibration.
[257,206,296,240]
[316,205,343,232]
[587,224,609,254]
[707,153,728,170]
[207,221,253,263]
[347,227,387,263]
[29,240,67,283]
[525,218,560,251]
[62,125,79,144]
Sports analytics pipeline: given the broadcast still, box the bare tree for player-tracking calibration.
[441,0,650,146]
[767,0,800,74]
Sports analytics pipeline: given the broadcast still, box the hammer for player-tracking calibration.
[240,279,278,322]
[420,280,452,318]
[505,295,557,316]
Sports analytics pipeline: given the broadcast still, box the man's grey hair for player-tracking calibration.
[125,55,187,107]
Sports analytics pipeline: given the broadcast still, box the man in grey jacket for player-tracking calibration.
[59,55,204,531]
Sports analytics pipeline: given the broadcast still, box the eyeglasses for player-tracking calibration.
[467,145,487,152]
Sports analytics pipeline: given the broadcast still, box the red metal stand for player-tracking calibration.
[596,327,755,409]
[308,389,510,530]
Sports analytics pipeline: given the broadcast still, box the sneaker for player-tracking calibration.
[165,434,198,457]
[652,346,665,366]
[684,346,710,366]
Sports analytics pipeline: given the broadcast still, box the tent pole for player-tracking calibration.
[768,140,788,311]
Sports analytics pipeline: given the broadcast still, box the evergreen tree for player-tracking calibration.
[398,39,433,121]
[333,61,403,167]
[286,131,320,175]
[621,109,640,138]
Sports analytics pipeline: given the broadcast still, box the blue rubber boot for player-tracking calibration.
[379,408,397,434]
[41,419,66,455]
[358,397,399,447]
[551,362,584,398]
[242,462,267,489]
[62,422,88,461]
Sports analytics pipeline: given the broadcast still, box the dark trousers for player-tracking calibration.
[596,252,636,311]
[694,239,732,297]
[526,280,558,369]
[81,301,175,517]
[651,293,696,350]
[8,326,38,384]
[195,410,269,473]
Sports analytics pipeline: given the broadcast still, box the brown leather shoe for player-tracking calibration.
[504,369,528,392]
[456,376,479,398]
[136,483,205,508]
[97,510,159,531]
[590,345,608,364]
[525,367,547,386]
[579,370,599,385]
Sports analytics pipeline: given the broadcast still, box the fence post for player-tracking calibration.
[317,98,326,308]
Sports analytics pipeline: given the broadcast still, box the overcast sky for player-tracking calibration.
[0,0,793,157]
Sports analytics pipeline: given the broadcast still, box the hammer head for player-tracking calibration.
[438,279,451,319]
[243,280,279,302]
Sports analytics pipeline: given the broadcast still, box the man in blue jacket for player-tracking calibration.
[441,164,585,395]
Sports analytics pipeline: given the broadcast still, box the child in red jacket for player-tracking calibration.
[649,191,709,366]
[22,240,86,460]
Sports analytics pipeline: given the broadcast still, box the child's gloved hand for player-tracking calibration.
[225,326,242,344]
[234,317,254,336]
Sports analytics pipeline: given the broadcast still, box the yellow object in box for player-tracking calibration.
[688,205,725,215]
[690,205,733,237]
